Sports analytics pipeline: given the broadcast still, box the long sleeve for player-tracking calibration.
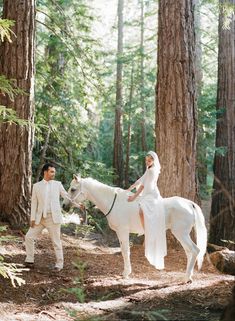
[59,182,70,200]
[30,185,37,221]
[130,171,147,189]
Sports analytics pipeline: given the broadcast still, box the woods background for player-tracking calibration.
[0,0,234,248]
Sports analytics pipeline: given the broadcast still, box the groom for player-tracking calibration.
[24,163,74,272]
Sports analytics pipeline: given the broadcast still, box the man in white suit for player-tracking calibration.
[24,163,74,271]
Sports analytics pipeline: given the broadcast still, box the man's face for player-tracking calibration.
[44,167,56,181]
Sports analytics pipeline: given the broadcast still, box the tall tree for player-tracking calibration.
[209,0,235,249]
[155,0,198,201]
[140,0,147,156]
[113,0,124,186]
[124,61,134,188]
[0,0,35,227]
[195,0,207,191]
[34,0,101,183]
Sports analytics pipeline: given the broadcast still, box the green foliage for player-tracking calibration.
[33,0,106,184]
[0,225,26,287]
[0,19,28,126]
[0,259,26,287]
[85,209,108,235]
[197,83,217,198]
[0,140,25,288]
[95,0,157,181]
[0,18,15,42]
[0,106,29,125]
[220,1,235,29]
[65,260,87,303]
[0,75,24,100]
[0,75,27,125]
[197,0,219,199]
[33,0,220,202]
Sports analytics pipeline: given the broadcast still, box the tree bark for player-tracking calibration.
[140,0,147,158]
[113,0,124,186]
[124,63,134,188]
[0,0,35,227]
[35,116,51,182]
[155,0,198,201]
[195,0,207,189]
[209,0,235,250]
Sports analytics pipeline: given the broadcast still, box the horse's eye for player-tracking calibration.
[71,188,76,192]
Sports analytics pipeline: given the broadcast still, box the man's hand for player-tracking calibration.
[30,220,35,228]
[79,203,85,211]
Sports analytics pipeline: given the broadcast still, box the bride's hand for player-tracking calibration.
[127,195,135,202]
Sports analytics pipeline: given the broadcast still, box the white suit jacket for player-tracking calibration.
[30,180,68,224]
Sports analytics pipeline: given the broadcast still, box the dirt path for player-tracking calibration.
[0,223,234,321]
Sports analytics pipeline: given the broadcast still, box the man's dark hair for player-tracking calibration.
[42,163,55,174]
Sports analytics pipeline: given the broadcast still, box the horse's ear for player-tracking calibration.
[73,173,81,181]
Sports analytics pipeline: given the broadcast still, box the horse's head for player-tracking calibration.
[62,174,87,212]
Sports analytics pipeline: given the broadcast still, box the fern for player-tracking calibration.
[0,226,26,287]
[0,18,15,43]
[0,258,26,287]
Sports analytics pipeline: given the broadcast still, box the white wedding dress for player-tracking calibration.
[133,153,167,270]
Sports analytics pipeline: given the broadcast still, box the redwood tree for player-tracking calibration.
[140,0,147,155]
[155,0,198,201]
[113,0,124,186]
[209,0,235,249]
[0,0,35,227]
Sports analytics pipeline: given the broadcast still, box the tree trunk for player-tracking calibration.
[140,0,147,160]
[35,116,51,182]
[124,63,134,188]
[0,0,35,227]
[155,0,198,201]
[195,0,207,189]
[113,0,124,186]
[209,0,235,250]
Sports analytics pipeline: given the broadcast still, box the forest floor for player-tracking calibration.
[0,201,234,321]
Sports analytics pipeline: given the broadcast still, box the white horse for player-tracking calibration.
[62,176,207,282]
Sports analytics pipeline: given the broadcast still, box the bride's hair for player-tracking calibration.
[147,154,154,160]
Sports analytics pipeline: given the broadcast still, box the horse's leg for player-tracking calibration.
[116,229,131,278]
[172,229,200,283]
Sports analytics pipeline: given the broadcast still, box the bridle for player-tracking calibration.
[70,190,85,208]
[69,183,118,218]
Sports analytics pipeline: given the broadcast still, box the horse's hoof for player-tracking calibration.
[122,272,131,279]
[184,277,193,284]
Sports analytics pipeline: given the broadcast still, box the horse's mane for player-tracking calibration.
[83,177,127,195]
[83,177,115,191]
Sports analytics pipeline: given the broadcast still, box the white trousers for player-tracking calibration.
[25,213,63,269]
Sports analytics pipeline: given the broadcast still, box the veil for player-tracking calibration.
[147,151,161,175]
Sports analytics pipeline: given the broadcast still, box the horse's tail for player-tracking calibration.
[193,203,207,270]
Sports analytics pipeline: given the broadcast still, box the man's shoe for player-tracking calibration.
[54,267,63,272]
[24,262,34,269]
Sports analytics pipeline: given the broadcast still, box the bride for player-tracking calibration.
[127,151,167,270]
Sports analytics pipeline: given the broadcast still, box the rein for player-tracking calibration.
[104,192,117,217]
